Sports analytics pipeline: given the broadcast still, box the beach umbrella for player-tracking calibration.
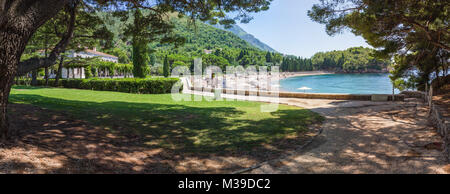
[297,86,311,93]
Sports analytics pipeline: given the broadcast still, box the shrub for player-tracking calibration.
[90,66,97,77]
[15,77,181,94]
[84,65,92,78]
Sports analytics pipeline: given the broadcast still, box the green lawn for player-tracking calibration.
[9,85,323,153]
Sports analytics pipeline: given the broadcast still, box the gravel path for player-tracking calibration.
[184,88,449,174]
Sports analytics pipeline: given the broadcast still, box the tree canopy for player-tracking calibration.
[308,0,449,90]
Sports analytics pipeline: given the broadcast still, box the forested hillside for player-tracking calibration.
[213,24,277,52]
[280,47,390,73]
[97,11,282,74]
[97,12,389,75]
[151,15,281,67]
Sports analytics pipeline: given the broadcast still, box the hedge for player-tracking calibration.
[15,78,182,94]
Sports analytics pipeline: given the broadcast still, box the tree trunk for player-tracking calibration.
[0,0,68,139]
[0,81,12,139]
[44,67,49,85]
[55,55,65,86]
[0,31,27,139]
[44,47,49,85]
[31,69,38,85]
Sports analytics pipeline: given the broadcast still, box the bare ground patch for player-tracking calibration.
[249,99,449,174]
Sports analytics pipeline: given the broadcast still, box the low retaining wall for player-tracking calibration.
[429,103,450,160]
[400,91,427,100]
[191,87,404,101]
[401,90,450,160]
[430,103,450,160]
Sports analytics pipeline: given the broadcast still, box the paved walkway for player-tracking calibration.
[183,88,449,173]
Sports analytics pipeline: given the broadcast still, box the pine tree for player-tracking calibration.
[163,55,170,77]
[132,41,148,78]
[237,50,245,61]
[265,51,272,63]
[308,0,449,88]
[149,53,156,66]
[131,9,149,78]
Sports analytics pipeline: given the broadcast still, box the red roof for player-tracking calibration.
[84,49,118,59]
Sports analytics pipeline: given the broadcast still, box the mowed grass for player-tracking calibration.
[9,85,323,153]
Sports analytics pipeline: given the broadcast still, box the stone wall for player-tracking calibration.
[401,90,450,160]
[400,91,427,99]
[191,87,405,101]
[429,103,450,160]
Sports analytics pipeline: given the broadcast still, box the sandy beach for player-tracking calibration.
[186,71,333,91]
[279,71,333,79]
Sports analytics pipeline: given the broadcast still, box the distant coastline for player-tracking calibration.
[333,69,389,74]
[280,70,389,80]
[280,71,334,80]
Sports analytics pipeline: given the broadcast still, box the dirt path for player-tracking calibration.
[185,89,449,173]
[250,98,448,173]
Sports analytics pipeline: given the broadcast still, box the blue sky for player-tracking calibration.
[237,0,371,58]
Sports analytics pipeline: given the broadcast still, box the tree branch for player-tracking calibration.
[16,1,79,76]
[403,16,450,52]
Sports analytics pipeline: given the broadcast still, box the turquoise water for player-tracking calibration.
[280,73,399,94]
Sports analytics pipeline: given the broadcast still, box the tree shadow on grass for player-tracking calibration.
[12,85,49,90]
[2,93,322,173]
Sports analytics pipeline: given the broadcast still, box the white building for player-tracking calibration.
[203,49,214,54]
[50,48,119,79]
[69,48,118,63]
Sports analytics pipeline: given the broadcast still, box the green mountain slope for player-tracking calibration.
[98,10,276,54]
[153,16,258,53]
[213,24,277,52]
[97,12,389,74]
[97,11,274,66]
